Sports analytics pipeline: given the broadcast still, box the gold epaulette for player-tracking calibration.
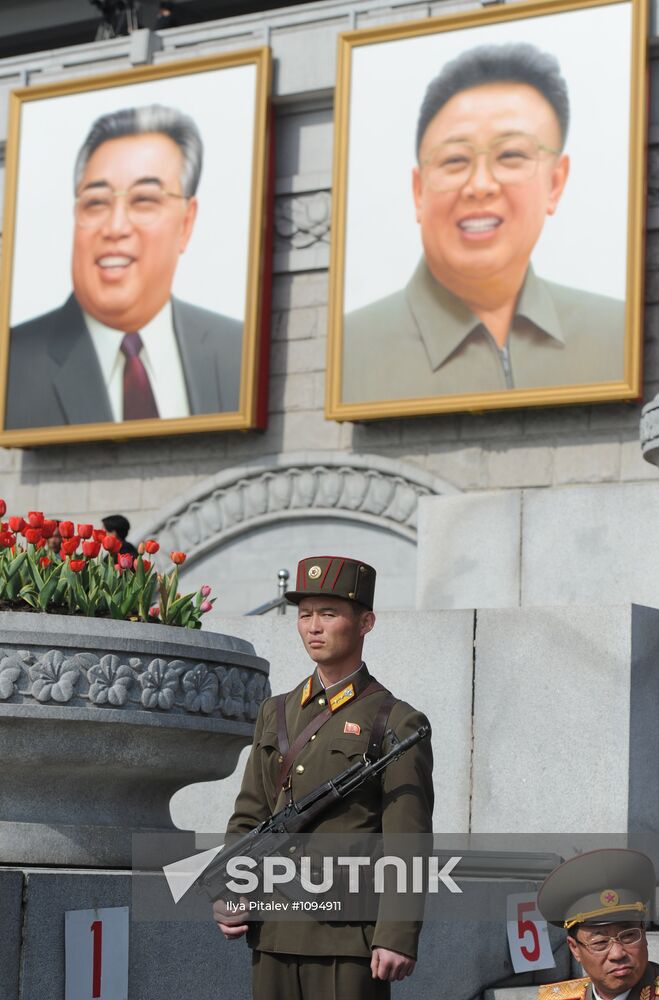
[537,978,590,1000]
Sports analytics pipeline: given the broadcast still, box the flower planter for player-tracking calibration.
[0,612,269,866]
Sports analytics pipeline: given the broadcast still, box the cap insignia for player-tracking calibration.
[300,676,313,707]
[600,890,619,907]
[329,683,355,712]
[308,565,322,580]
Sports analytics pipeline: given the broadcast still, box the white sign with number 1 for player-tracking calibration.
[65,906,129,1000]
[506,893,556,974]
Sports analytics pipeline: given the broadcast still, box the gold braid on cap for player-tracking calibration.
[564,901,647,929]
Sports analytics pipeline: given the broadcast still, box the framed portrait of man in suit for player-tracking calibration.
[0,48,272,446]
[325,0,647,422]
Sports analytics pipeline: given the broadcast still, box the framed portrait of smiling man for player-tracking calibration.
[0,48,272,446]
[326,0,648,421]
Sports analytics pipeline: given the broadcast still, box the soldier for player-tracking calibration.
[537,848,658,1000]
[213,555,434,999]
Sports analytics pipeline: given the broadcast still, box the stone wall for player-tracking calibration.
[0,0,657,535]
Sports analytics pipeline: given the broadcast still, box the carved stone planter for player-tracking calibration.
[0,612,269,867]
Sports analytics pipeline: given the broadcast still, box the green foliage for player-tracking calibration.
[0,541,214,629]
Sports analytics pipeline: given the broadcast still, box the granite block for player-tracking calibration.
[0,870,22,1000]
[416,492,521,610]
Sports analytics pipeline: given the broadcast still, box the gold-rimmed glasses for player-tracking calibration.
[75,180,187,228]
[420,132,561,193]
[574,927,645,954]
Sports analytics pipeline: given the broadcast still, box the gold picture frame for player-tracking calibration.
[0,47,272,446]
[326,0,647,421]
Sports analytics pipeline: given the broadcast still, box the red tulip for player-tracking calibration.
[93,528,106,542]
[0,532,16,548]
[59,521,75,538]
[145,539,160,555]
[82,540,101,558]
[40,519,57,538]
[117,552,134,570]
[39,556,51,568]
[102,535,122,555]
[36,538,46,550]
[148,605,160,617]
[60,537,80,556]
[0,499,6,517]
[77,523,93,539]
[134,558,151,572]
[69,559,86,573]
[24,528,42,544]
[170,551,186,565]
[27,511,44,528]
[8,516,25,533]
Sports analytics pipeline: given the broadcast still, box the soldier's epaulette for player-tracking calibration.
[537,978,590,1000]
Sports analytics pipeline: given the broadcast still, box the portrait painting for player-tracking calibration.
[326,0,647,420]
[0,48,271,446]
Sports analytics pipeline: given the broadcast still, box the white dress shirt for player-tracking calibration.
[84,300,191,421]
[591,987,631,1000]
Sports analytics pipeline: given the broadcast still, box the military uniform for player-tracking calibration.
[537,964,659,1000]
[224,556,434,999]
[536,849,658,1000]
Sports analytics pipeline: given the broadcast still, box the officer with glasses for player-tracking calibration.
[537,848,658,1000]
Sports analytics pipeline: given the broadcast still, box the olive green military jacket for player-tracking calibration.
[537,961,659,999]
[225,665,434,960]
[342,259,625,403]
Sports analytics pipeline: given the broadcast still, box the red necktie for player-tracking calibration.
[120,332,159,420]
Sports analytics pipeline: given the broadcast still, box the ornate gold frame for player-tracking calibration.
[0,47,272,446]
[326,0,648,421]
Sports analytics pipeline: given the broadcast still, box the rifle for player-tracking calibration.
[197,723,430,902]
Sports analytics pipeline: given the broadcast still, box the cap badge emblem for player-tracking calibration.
[308,565,322,579]
[600,890,619,906]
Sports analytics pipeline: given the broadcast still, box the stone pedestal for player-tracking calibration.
[0,614,269,865]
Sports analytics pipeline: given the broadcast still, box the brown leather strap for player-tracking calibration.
[273,680,389,803]
[366,692,397,762]
[275,693,290,757]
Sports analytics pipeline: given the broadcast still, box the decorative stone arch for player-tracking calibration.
[139,452,459,568]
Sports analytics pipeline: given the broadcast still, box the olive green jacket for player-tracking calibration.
[225,665,434,959]
[537,960,659,999]
[342,260,625,403]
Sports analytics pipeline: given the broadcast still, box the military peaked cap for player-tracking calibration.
[285,556,376,610]
[537,848,656,929]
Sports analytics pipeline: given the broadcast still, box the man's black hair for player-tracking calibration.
[416,43,570,158]
[102,514,130,541]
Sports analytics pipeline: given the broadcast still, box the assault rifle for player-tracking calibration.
[196,723,430,902]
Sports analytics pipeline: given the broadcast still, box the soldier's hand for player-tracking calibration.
[212,897,250,940]
[371,947,416,981]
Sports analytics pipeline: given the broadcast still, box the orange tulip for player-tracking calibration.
[170,551,187,565]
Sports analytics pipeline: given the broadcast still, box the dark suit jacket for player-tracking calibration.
[5,294,243,429]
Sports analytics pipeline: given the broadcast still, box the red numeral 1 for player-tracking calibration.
[90,920,103,998]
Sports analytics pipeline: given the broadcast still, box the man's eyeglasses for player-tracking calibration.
[75,181,187,228]
[574,927,645,954]
[420,132,560,193]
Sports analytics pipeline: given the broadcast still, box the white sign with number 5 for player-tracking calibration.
[506,893,556,974]
[65,906,129,1000]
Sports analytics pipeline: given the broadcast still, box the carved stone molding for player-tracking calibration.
[641,394,659,467]
[139,453,458,568]
[274,191,331,251]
